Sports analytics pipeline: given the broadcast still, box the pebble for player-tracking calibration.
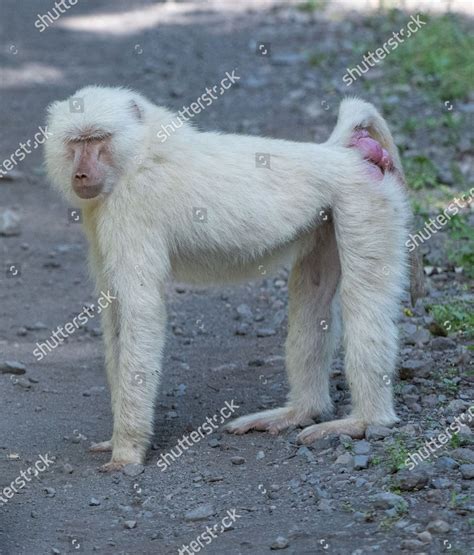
[353,455,369,470]
[353,440,371,455]
[460,464,474,479]
[0,209,21,236]
[451,448,474,464]
[426,519,450,534]
[44,487,56,498]
[256,328,276,337]
[15,377,32,389]
[270,536,289,550]
[399,359,430,379]
[0,360,26,375]
[400,539,425,551]
[393,469,429,491]
[372,492,407,510]
[231,456,246,465]
[89,497,101,506]
[365,425,392,440]
[235,323,250,335]
[122,464,145,477]
[436,456,459,471]
[431,337,457,350]
[417,530,432,543]
[208,438,220,448]
[406,328,431,345]
[235,304,253,322]
[432,477,452,489]
[0,169,24,181]
[335,453,352,465]
[123,520,137,529]
[184,503,216,521]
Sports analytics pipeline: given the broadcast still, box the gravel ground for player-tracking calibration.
[0,1,472,554]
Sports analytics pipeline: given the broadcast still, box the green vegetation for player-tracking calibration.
[427,299,474,339]
[385,437,411,471]
[389,14,474,100]
[297,0,327,12]
[404,155,439,190]
[446,215,474,278]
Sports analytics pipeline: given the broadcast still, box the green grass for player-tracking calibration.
[404,155,440,190]
[427,299,474,338]
[446,215,474,278]
[389,14,474,100]
[297,0,327,12]
[385,437,411,471]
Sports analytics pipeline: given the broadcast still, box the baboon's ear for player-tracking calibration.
[129,100,143,122]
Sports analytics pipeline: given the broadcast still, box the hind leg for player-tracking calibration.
[226,222,341,435]
[297,173,407,444]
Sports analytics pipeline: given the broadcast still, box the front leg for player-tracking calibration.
[90,293,120,453]
[101,271,167,471]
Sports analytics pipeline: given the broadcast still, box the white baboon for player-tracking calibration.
[45,86,422,471]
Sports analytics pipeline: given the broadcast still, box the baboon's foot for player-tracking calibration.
[89,439,113,453]
[297,417,366,444]
[226,407,313,436]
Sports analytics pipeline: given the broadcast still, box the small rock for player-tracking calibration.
[15,377,31,389]
[317,498,334,513]
[426,519,450,534]
[297,446,314,463]
[451,448,474,464]
[0,360,26,375]
[208,438,220,448]
[335,453,352,465]
[26,322,48,331]
[0,209,21,236]
[235,323,249,335]
[231,456,246,465]
[256,328,276,337]
[122,464,145,478]
[353,455,369,470]
[436,456,458,471]
[0,169,24,181]
[417,530,432,543]
[372,492,407,511]
[393,469,429,491]
[248,359,265,367]
[431,337,456,350]
[235,304,253,322]
[89,497,101,506]
[460,464,474,479]
[44,487,56,498]
[353,440,371,455]
[432,477,452,489]
[123,520,137,529]
[406,328,431,345]
[365,425,392,440]
[400,539,425,551]
[270,536,289,550]
[184,503,216,521]
[399,359,430,379]
[63,463,74,474]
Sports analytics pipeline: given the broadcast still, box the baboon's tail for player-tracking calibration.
[328,97,426,306]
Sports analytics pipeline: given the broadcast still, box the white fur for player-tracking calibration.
[45,86,410,468]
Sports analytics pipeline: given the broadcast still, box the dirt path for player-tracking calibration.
[0,1,472,554]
